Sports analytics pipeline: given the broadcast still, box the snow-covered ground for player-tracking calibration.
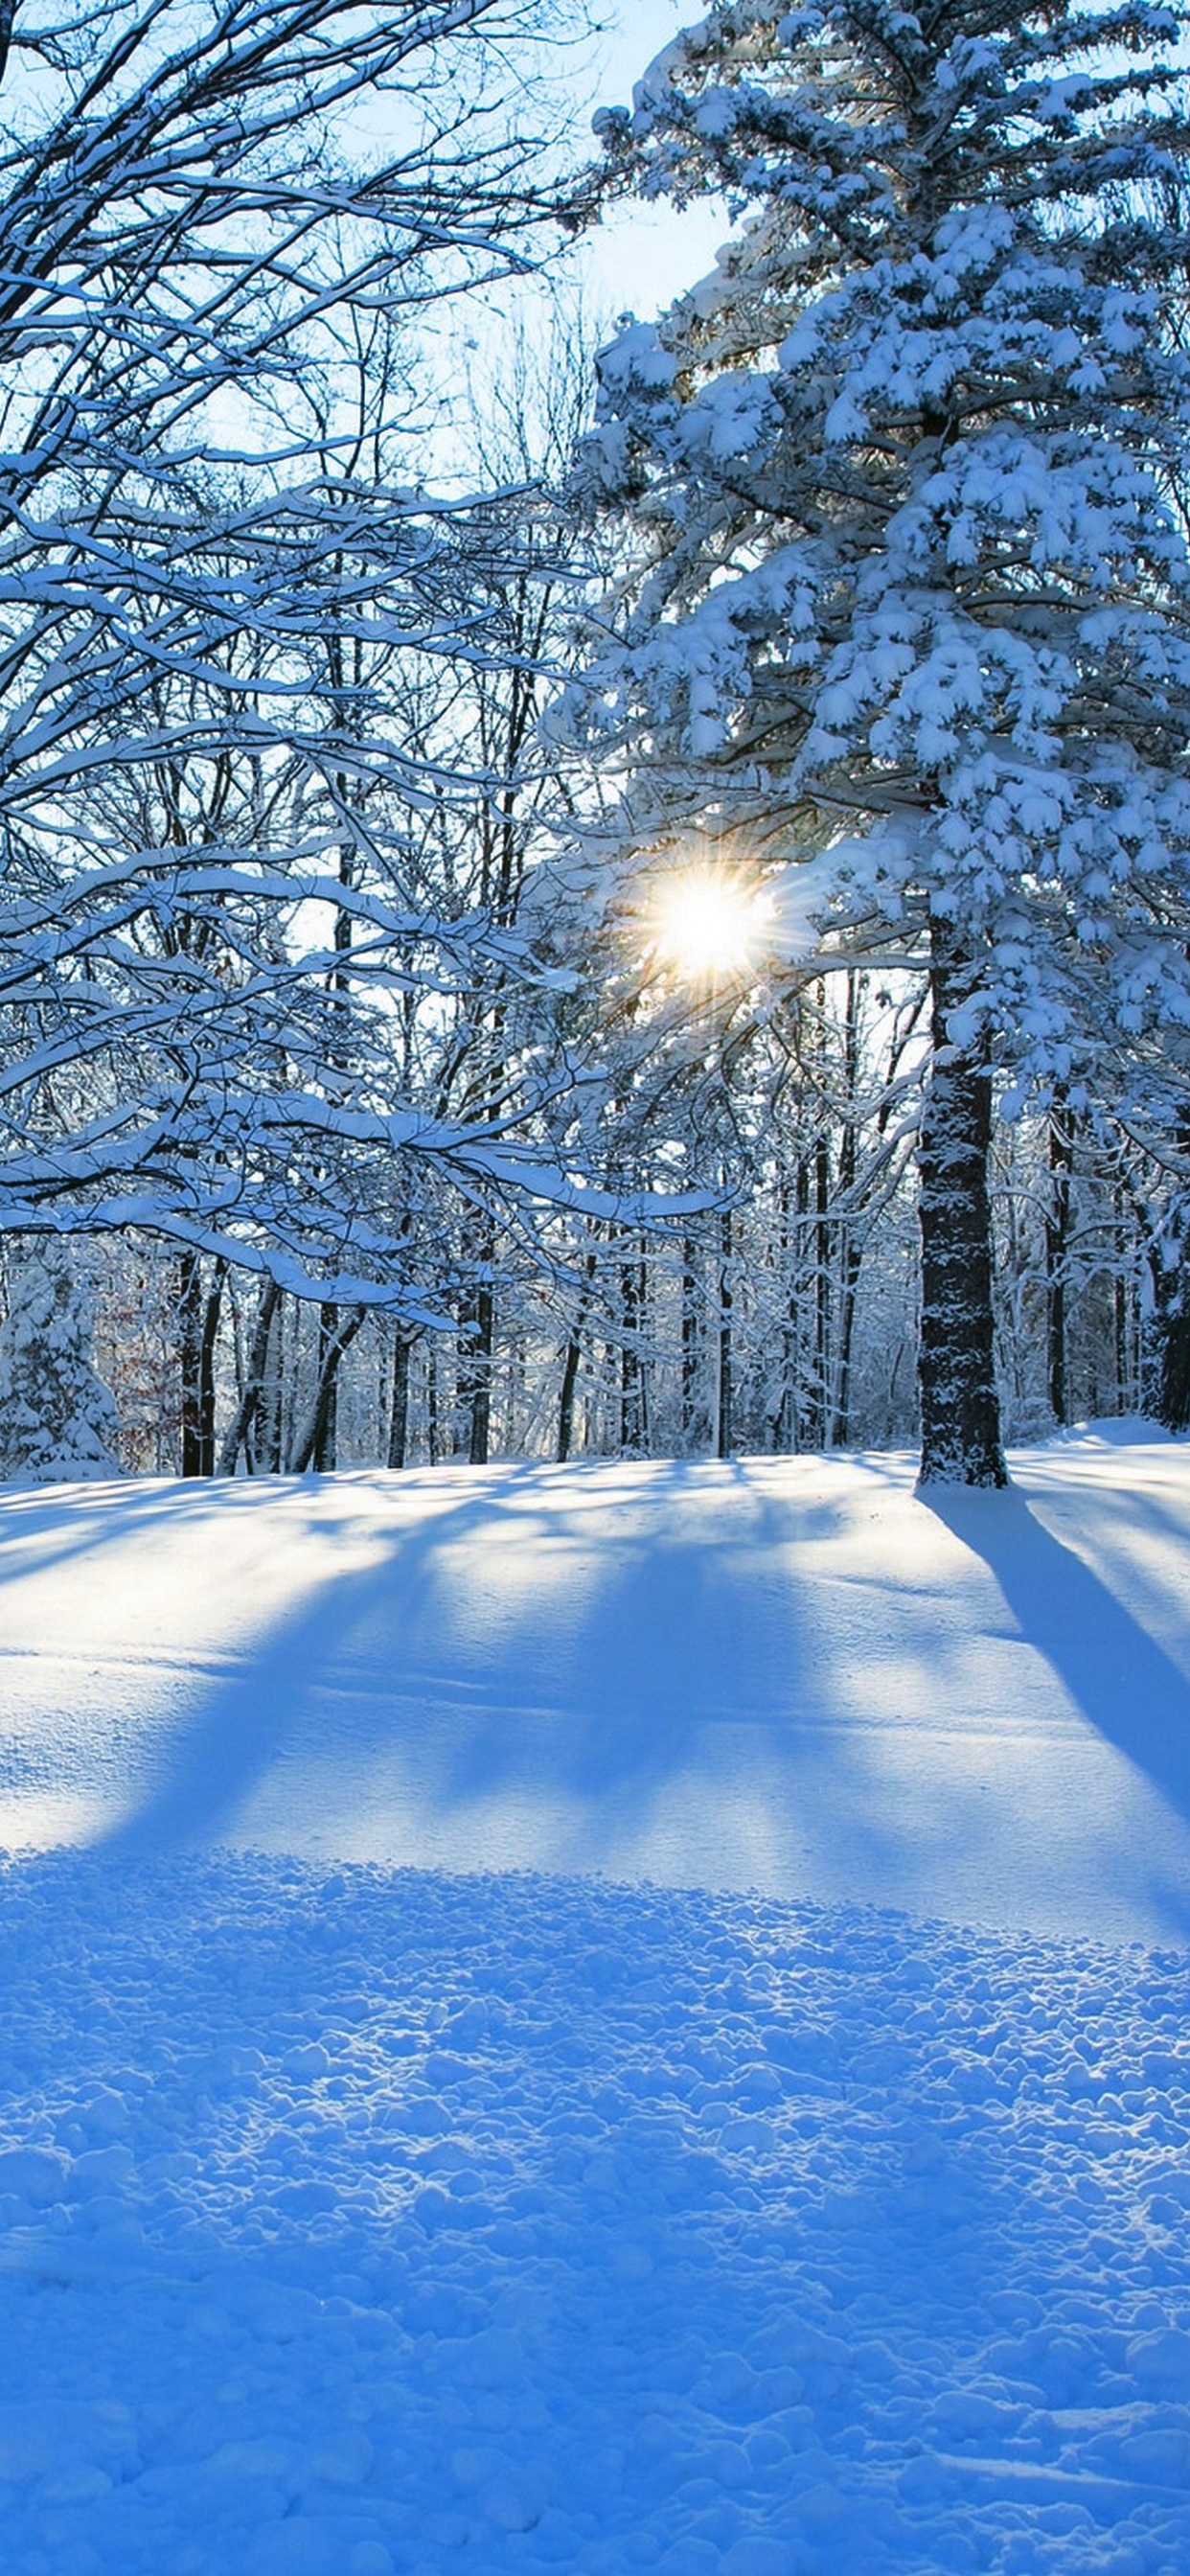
[3,1430,1190,1944]
[1,1436,1189,2574]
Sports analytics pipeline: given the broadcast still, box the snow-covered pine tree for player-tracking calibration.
[0,1242,120,1484]
[567,0,1190,1485]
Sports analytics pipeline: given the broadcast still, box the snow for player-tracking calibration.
[0,1437,1189,2574]
[3,1437,1189,1947]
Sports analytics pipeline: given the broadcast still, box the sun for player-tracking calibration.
[652,868,764,981]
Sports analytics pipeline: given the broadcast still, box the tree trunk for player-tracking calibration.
[558,1252,596,1463]
[620,1254,644,1455]
[773,1177,796,1452]
[831,975,862,1448]
[1157,1293,1190,1429]
[1113,1188,1132,1414]
[636,1251,651,1454]
[1155,1194,1190,1429]
[197,1260,225,1474]
[717,1205,733,1459]
[387,1332,412,1469]
[794,1148,822,1449]
[288,1308,365,1474]
[217,1277,281,1476]
[832,1235,863,1450]
[179,1252,203,1477]
[179,1252,225,1475]
[464,1281,493,1465]
[260,1290,286,1471]
[916,923,1008,1486]
[313,1300,339,1471]
[426,1341,440,1464]
[1046,1098,1074,1426]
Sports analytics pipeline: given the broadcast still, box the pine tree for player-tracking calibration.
[0,1243,121,1484]
[568,0,1190,1484]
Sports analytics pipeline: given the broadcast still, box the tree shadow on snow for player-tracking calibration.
[94,1461,901,1897]
[925,1484,1190,1935]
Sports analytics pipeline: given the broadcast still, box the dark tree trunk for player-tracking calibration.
[557,1253,596,1464]
[289,1309,365,1474]
[916,923,1008,1487]
[1157,1297,1190,1430]
[1156,1202,1190,1430]
[772,1177,796,1453]
[680,1236,700,1447]
[197,1261,225,1474]
[557,1331,582,1465]
[1113,1188,1132,1413]
[620,1254,644,1455]
[180,1252,225,1475]
[795,1147,822,1450]
[469,1285,493,1465]
[179,1252,203,1476]
[426,1341,441,1464]
[831,976,862,1449]
[636,1252,651,1454]
[217,1277,281,1476]
[313,1301,340,1471]
[258,1291,285,1471]
[387,1332,412,1469]
[813,1131,830,1439]
[459,1280,493,1466]
[717,1206,733,1459]
[832,1235,863,1451]
[1046,1099,1075,1425]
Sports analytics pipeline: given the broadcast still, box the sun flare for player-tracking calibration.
[652,868,764,980]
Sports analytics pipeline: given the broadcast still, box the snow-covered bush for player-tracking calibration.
[0,1242,121,1484]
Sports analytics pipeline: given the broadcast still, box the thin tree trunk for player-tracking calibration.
[467,1282,493,1465]
[916,922,1007,1487]
[260,1292,286,1472]
[387,1332,412,1469]
[774,1177,795,1452]
[557,1253,596,1463]
[217,1277,281,1476]
[179,1251,203,1477]
[313,1300,339,1471]
[1113,1188,1131,1413]
[795,1148,821,1450]
[832,1236,863,1450]
[681,1234,701,1450]
[831,974,862,1448]
[288,1309,366,1474]
[179,1253,225,1475]
[197,1259,226,1475]
[426,1341,440,1465]
[814,1130,831,1442]
[1046,1098,1075,1426]
[717,1205,733,1459]
[620,1254,643,1455]
[636,1250,651,1456]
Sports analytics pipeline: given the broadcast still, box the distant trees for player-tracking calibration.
[565,0,1190,1484]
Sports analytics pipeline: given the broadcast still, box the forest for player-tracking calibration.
[0,0,1188,1489]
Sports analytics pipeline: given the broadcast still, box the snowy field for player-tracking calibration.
[1,1435,1189,2574]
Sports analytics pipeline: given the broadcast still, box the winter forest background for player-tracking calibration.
[3,0,1189,1489]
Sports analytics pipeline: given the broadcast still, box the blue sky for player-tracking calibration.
[569,0,734,323]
